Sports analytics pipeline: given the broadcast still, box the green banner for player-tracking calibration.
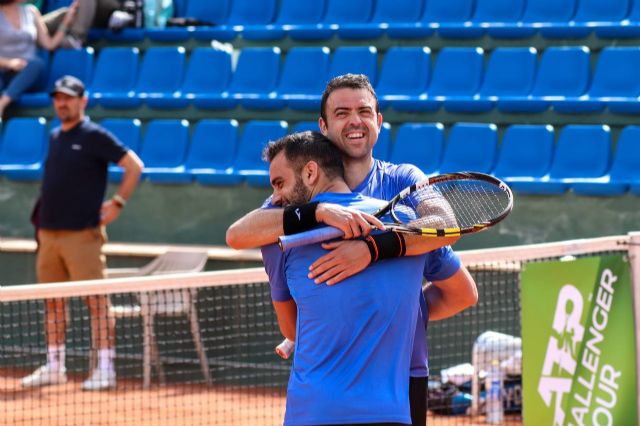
[522,255,637,426]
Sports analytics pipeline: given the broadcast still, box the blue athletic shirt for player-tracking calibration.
[262,159,461,377]
[263,192,426,426]
[354,160,461,377]
[40,118,128,230]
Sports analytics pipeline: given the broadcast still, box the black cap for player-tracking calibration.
[50,75,85,97]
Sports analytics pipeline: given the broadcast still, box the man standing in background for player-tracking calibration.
[21,75,143,390]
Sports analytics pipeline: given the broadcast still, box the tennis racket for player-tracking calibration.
[275,338,295,359]
[278,172,513,251]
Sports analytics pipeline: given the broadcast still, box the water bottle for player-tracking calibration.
[485,360,504,424]
[143,0,157,28]
[157,0,174,28]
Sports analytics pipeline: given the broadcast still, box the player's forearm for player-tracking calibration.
[425,266,478,321]
[273,300,297,340]
[226,208,284,249]
[402,234,460,256]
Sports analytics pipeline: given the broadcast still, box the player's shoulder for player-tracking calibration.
[375,159,426,184]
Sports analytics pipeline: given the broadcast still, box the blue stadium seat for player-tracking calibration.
[389,123,445,175]
[276,47,330,111]
[45,0,71,12]
[136,47,187,109]
[424,47,485,113]
[596,0,640,38]
[184,0,231,41]
[99,28,146,43]
[517,47,591,113]
[439,123,498,174]
[495,0,577,38]
[18,48,94,108]
[181,47,235,110]
[139,119,191,184]
[286,0,374,41]
[611,126,640,195]
[337,0,422,40]
[242,0,318,40]
[372,123,392,161]
[192,0,277,41]
[528,0,578,38]
[91,47,140,109]
[426,0,482,39]
[292,121,319,133]
[229,47,282,110]
[375,47,431,111]
[545,0,630,39]
[476,47,538,113]
[185,119,243,186]
[273,0,328,40]
[589,48,640,114]
[0,117,47,181]
[524,125,612,195]
[492,125,555,193]
[328,46,378,84]
[103,119,142,182]
[231,120,288,187]
[567,125,640,196]
[470,0,526,38]
[172,0,187,16]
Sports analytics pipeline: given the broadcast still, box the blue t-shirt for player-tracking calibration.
[263,192,426,426]
[40,119,128,230]
[262,160,461,377]
[355,160,461,377]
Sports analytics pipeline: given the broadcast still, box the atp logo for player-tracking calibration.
[538,285,585,426]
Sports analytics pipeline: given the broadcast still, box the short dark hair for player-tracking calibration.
[320,74,379,123]
[263,131,344,180]
[0,0,18,4]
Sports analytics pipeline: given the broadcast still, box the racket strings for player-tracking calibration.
[394,180,510,230]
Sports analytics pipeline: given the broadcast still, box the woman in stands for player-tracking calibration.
[0,0,78,118]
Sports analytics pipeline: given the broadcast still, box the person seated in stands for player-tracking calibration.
[41,0,124,48]
[0,0,78,118]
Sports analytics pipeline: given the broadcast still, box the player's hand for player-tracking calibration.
[308,240,371,285]
[315,203,384,239]
[99,199,122,225]
[7,58,27,72]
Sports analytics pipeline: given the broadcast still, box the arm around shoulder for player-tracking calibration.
[226,208,285,249]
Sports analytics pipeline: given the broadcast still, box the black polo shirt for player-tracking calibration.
[39,118,128,230]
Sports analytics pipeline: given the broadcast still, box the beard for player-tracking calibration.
[281,176,311,207]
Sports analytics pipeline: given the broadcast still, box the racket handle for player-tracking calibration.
[278,226,344,251]
[275,338,295,359]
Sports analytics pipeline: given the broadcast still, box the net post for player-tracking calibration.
[628,231,640,426]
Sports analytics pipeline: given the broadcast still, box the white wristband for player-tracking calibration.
[112,194,127,208]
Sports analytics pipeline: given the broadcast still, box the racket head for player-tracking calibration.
[388,172,513,237]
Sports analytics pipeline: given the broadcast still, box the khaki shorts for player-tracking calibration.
[36,227,107,283]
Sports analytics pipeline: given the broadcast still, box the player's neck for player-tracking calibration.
[60,114,84,131]
[343,155,374,190]
[311,177,351,198]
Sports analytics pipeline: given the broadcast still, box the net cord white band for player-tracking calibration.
[0,234,632,303]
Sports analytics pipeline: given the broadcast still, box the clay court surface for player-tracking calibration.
[1,369,521,426]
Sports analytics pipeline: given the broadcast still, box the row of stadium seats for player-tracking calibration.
[1,117,638,195]
[83,0,640,42]
[18,46,640,114]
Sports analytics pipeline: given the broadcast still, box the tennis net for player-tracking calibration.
[0,234,636,425]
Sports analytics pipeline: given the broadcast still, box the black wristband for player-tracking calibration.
[283,201,320,235]
[364,232,406,263]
